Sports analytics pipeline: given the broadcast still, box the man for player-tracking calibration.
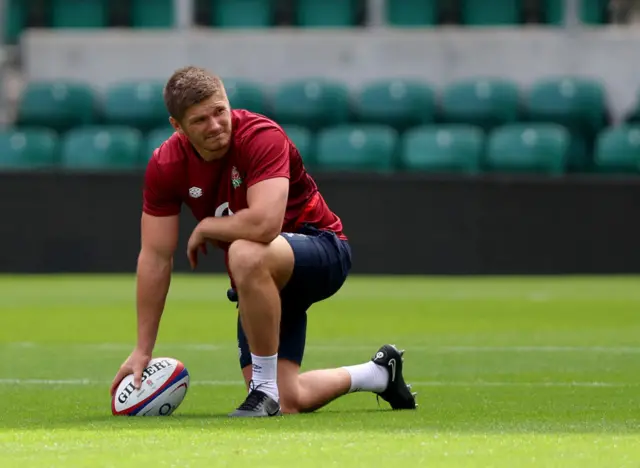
[109,66,417,417]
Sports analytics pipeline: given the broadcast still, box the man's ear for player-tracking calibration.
[169,116,183,134]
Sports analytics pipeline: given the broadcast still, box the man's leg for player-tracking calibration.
[229,230,417,416]
[227,236,294,416]
[240,360,351,413]
[233,230,416,414]
[239,349,417,414]
[237,297,357,414]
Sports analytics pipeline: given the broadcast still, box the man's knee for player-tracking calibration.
[278,380,303,414]
[228,239,268,285]
[280,398,301,415]
[277,358,305,414]
[228,236,294,290]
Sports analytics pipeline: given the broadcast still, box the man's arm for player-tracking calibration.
[196,177,288,244]
[111,156,182,394]
[110,213,179,394]
[136,212,180,353]
[193,127,290,246]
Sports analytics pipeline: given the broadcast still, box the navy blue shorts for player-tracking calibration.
[233,225,352,369]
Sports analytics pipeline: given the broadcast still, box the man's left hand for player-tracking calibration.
[187,224,208,270]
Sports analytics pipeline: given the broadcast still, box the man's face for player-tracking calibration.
[173,93,232,158]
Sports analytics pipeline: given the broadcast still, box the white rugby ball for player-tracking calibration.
[111,357,189,416]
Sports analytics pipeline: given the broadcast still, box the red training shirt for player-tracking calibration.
[142,109,347,272]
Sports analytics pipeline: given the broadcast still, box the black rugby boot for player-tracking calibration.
[371,344,418,410]
[229,381,282,418]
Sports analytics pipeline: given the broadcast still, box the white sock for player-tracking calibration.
[342,361,389,393]
[250,353,279,402]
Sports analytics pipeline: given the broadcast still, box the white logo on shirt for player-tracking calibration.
[214,201,234,218]
[189,187,203,198]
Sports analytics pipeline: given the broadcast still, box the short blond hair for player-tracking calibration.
[163,66,224,121]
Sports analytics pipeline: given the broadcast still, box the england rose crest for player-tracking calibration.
[231,166,243,189]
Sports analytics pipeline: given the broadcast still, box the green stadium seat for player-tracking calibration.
[593,125,640,174]
[543,0,608,25]
[485,123,570,174]
[526,77,606,132]
[440,78,520,131]
[281,124,314,166]
[224,79,267,115]
[0,128,59,169]
[61,126,144,170]
[461,0,521,25]
[16,81,98,133]
[354,80,436,131]
[315,124,398,171]
[272,79,351,130]
[526,77,607,170]
[386,0,439,26]
[132,0,174,28]
[212,0,274,27]
[623,88,640,124]
[4,0,26,44]
[400,125,484,174]
[51,0,108,28]
[103,81,167,131]
[145,126,176,160]
[295,0,358,27]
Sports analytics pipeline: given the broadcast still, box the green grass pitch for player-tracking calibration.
[1,274,639,467]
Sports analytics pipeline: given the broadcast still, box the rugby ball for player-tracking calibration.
[111,357,189,416]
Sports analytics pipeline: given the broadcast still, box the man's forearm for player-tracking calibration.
[136,250,172,354]
[197,209,279,244]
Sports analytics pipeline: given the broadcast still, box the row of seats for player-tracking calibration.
[16,76,618,133]
[1,123,638,174]
[15,76,628,170]
[4,0,610,44]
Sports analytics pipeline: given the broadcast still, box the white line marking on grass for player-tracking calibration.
[0,379,97,385]
[414,381,638,388]
[0,379,242,386]
[5,342,640,354]
[437,346,640,353]
[0,379,637,388]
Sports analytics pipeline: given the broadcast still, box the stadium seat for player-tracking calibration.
[103,81,167,132]
[295,0,358,27]
[543,0,608,25]
[526,77,606,133]
[623,88,640,124]
[145,126,176,160]
[224,79,267,115]
[460,0,521,25]
[440,78,520,132]
[3,0,25,44]
[386,0,439,26]
[525,77,607,170]
[16,81,98,133]
[485,123,570,174]
[281,124,314,166]
[51,0,108,28]
[354,80,436,131]
[272,79,351,130]
[61,126,144,170]
[132,0,174,28]
[0,128,59,169]
[315,124,398,171]
[593,125,640,174]
[212,0,274,28]
[400,125,484,174]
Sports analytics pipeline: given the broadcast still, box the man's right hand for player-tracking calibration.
[110,349,152,396]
